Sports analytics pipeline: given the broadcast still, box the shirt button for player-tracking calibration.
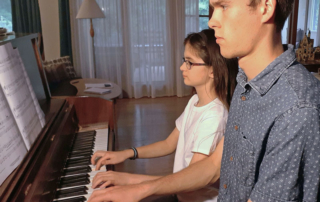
[223,184,227,189]
[241,96,246,101]
[234,125,239,130]
[230,156,233,161]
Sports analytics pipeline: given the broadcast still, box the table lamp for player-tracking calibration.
[76,0,105,78]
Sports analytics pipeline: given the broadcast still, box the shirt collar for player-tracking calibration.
[236,44,297,95]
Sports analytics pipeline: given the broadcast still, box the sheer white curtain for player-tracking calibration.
[70,0,199,98]
[295,0,320,46]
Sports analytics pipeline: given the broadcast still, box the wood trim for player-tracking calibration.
[31,37,51,100]
[288,0,299,46]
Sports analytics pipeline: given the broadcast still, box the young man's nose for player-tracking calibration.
[208,12,221,29]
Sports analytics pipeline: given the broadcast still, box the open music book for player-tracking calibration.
[0,43,45,185]
[84,88,111,94]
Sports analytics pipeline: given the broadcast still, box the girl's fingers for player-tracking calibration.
[91,151,105,165]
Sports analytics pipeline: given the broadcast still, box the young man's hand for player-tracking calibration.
[91,150,133,170]
[92,171,139,188]
[87,184,148,202]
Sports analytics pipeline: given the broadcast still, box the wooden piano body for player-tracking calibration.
[0,34,115,201]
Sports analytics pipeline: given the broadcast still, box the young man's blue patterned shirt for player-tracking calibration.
[218,45,320,202]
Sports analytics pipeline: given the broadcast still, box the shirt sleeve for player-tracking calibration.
[175,110,185,132]
[192,112,226,155]
[249,107,320,202]
[176,95,198,131]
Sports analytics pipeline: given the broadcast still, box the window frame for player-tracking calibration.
[199,0,211,31]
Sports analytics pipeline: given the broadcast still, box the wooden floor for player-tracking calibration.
[114,96,191,201]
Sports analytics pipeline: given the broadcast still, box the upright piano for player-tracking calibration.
[0,34,115,202]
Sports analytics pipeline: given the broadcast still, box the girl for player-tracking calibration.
[90,29,238,202]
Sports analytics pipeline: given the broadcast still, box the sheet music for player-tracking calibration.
[15,49,46,127]
[0,67,27,185]
[0,43,43,149]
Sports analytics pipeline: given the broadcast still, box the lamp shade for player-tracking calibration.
[76,0,105,19]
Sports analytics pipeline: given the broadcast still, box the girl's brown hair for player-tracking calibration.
[184,29,238,110]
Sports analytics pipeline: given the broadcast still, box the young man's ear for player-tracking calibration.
[260,0,276,24]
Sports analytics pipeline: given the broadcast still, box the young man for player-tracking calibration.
[88,0,320,201]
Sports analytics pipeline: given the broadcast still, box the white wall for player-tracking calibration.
[38,0,60,60]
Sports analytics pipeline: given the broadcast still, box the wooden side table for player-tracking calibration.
[70,78,122,100]
[300,61,320,73]
[311,72,320,81]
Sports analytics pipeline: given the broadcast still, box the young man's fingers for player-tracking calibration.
[88,188,116,202]
[100,180,112,188]
[92,177,104,188]
[87,189,104,202]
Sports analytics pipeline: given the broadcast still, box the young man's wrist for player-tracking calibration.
[136,180,157,200]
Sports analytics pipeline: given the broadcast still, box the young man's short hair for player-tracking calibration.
[248,0,294,32]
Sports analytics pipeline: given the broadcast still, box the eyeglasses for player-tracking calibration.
[182,57,206,70]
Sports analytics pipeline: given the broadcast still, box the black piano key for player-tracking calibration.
[76,131,96,135]
[61,174,88,184]
[60,178,91,188]
[71,145,94,152]
[73,139,95,146]
[68,151,93,159]
[66,162,91,168]
[66,157,91,165]
[73,138,95,143]
[71,144,94,151]
[74,131,96,138]
[63,166,92,176]
[56,186,88,198]
[73,139,95,144]
[69,148,94,154]
[67,156,91,162]
[61,174,89,181]
[74,136,95,141]
[55,196,87,202]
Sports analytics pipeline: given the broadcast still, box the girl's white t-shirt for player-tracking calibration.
[173,94,228,202]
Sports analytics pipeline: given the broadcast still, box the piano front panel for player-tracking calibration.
[11,102,77,202]
[1,97,115,202]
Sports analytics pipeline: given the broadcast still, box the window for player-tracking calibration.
[199,0,210,31]
[295,0,319,46]
[308,0,319,32]
[281,18,289,44]
[0,0,13,32]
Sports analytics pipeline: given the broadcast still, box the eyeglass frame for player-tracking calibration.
[182,57,207,70]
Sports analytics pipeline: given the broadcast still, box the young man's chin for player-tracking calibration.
[220,49,235,59]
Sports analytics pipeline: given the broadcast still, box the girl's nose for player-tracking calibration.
[180,62,187,71]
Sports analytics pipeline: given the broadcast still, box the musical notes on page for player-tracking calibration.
[0,85,26,185]
[0,43,44,149]
[0,42,47,185]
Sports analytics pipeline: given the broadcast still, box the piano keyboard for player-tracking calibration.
[53,129,109,202]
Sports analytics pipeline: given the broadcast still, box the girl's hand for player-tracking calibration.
[91,150,131,170]
[91,171,138,188]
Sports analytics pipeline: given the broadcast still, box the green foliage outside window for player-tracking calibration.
[0,0,12,31]
[199,0,209,31]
